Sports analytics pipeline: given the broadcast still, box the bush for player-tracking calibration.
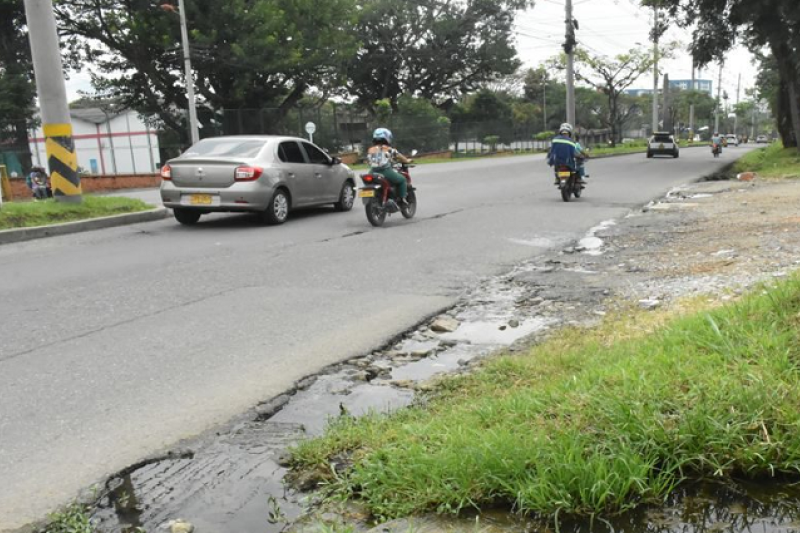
[483,135,500,152]
[535,130,555,141]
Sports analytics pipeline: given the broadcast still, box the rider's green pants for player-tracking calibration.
[372,167,407,199]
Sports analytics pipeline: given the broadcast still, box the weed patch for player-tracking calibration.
[291,277,800,520]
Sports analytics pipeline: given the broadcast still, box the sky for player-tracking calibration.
[63,0,761,104]
[515,0,760,101]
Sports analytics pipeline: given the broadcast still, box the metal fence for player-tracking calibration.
[1,107,619,178]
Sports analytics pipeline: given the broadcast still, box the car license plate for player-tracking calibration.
[358,190,375,198]
[189,194,213,205]
[557,171,571,178]
[659,144,664,149]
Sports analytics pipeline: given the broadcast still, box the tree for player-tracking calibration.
[345,0,528,112]
[573,47,666,145]
[654,0,800,149]
[0,0,36,172]
[55,0,359,142]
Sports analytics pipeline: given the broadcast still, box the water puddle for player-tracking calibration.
[362,481,800,533]
[89,262,558,532]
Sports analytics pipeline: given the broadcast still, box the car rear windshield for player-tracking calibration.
[181,139,266,159]
[653,134,673,142]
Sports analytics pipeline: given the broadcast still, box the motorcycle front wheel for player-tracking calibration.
[365,198,387,227]
[401,191,417,219]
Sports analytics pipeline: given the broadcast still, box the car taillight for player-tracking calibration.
[161,164,171,180]
[234,166,263,181]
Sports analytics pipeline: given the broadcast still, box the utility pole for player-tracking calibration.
[23,0,82,202]
[751,99,757,140]
[178,0,200,145]
[543,70,548,131]
[564,0,577,126]
[689,57,695,141]
[662,73,671,134]
[650,5,661,134]
[734,72,741,137]
[714,62,723,133]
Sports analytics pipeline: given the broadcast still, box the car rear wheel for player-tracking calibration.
[262,189,290,225]
[174,208,201,226]
[674,151,679,158]
[646,151,653,158]
[334,181,355,212]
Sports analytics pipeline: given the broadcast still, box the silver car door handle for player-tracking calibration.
[315,173,322,178]
[288,173,296,178]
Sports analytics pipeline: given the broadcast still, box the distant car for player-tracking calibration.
[725,134,739,147]
[160,136,356,225]
[647,132,679,159]
[756,135,769,144]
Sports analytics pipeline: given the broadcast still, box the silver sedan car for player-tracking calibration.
[160,135,356,225]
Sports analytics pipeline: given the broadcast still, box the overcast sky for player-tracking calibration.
[515,0,760,101]
[63,0,761,104]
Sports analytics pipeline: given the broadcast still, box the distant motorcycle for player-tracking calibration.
[554,165,583,202]
[711,143,721,158]
[358,150,418,227]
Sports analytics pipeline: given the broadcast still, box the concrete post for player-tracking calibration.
[23,0,82,202]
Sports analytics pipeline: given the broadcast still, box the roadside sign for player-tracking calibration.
[305,122,317,143]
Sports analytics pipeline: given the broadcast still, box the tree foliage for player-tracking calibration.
[653,0,800,147]
[0,0,36,170]
[345,0,528,112]
[55,0,359,141]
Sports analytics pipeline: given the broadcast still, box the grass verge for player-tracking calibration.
[733,142,800,179]
[291,277,800,520]
[0,196,152,230]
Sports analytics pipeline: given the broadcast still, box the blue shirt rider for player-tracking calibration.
[548,123,585,184]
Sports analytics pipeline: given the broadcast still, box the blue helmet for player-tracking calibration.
[372,127,393,144]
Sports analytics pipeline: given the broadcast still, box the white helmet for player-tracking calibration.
[559,123,573,136]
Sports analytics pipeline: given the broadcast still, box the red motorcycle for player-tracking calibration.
[358,153,418,227]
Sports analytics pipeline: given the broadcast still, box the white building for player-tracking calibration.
[29,107,161,175]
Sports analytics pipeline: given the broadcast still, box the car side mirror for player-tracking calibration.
[330,157,342,165]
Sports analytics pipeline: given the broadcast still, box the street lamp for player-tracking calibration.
[161,1,199,146]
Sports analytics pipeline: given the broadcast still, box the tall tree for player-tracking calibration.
[55,0,359,141]
[345,0,529,112]
[653,0,800,149]
[0,0,36,171]
[572,47,667,145]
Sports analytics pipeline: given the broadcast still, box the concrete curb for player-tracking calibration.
[0,207,170,246]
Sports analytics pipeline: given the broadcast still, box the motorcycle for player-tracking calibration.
[711,143,721,158]
[554,165,583,202]
[358,150,418,227]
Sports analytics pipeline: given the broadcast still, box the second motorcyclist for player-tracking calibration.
[366,128,413,206]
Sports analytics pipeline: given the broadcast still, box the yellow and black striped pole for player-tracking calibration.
[24,0,82,202]
[43,123,81,199]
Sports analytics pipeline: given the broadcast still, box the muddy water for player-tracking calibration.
[359,482,800,533]
[91,267,554,532]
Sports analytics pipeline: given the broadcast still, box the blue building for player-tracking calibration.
[670,79,713,95]
[625,79,713,97]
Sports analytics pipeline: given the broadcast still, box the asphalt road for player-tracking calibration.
[0,145,751,530]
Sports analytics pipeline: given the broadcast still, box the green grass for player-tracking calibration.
[0,196,153,230]
[291,277,800,521]
[733,142,800,179]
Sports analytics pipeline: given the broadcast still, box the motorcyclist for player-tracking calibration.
[547,123,581,184]
[366,128,413,206]
[711,132,723,154]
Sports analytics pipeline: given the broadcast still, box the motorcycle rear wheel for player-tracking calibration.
[365,198,387,227]
[561,185,571,202]
[401,191,417,219]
